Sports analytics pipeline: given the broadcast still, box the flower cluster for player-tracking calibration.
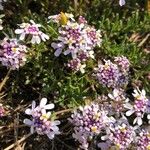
[15,20,49,44]
[24,98,60,139]
[0,38,27,69]
[136,129,150,150]
[108,88,127,115]
[99,118,136,150]
[95,56,130,88]
[69,103,109,149]
[50,13,102,73]
[124,88,150,125]
[0,103,5,117]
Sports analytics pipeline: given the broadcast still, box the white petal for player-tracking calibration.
[30,20,35,25]
[113,89,119,97]
[41,108,46,114]
[44,104,54,110]
[19,33,26,40]
[35,36,41,44]
[54,48,62,57]
[108,93,114,99]
[31,36,36,44]
[51,42,58,49]
[51,120,60,126]
[15,29,24,34]
[24,119,32,125]
[30,126,34,134]
[40,98,47,107]
[25,109,32,115]
[126,109,134,116]
[47,132,55,139]
[124,103,133,109]
[32,101,36,110]
[119,0,125,6]
[41,33,49,41]
[64,49,71,55]
[147,114,150,119]
[137,117,142,126]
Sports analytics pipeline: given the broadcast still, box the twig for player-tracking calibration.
[55,109,72,115]
[0,69,11,92]
[0,125,26,135]
[138,33,150,47]
[4,133,32,150]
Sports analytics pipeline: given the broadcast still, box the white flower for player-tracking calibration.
[15,20,49,44]
[24,98,60,139]
[119,0,125,6]
[124,88,149,126]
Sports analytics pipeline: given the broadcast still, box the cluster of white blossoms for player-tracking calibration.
[69,103,110,149]
[50,12,102,73]
[24,98,60,139]
[124,88,150,125]
[0,38,27,69]
[95,56,130,88]
[15,20,49,44]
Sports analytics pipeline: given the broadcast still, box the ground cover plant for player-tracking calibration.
[0,0,150,149]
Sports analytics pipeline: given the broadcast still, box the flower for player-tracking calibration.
[0,38,27,69]
[119,0,125,6]
[96,57,130,88]
[24,98,60,139]
[102,118,136,150]
[135,129,150,150]
[114,56,130,73]
[124,88,150,126]
[67,58,86,73]
[69,103,108,149]
[51,14,102,73]
[108,88,127,114]
[96,60,120,88]
[15,20,49,44]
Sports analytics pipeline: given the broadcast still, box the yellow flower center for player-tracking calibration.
[91,126,97,132]
[40,114,49,120]
[11,48,17,52]
[147,145,150,150]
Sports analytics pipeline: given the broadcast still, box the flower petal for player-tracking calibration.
[25,109,32,115]
[126,109,134,116]
[24,119,33,125]
[20,33,26,40]
[15,29,24,34]
[44,103,55,110]
[137,117,142,126]
[119,0,125,6]
[54,48,62,57]
[32,101,36,110]
[40,98,47,107]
